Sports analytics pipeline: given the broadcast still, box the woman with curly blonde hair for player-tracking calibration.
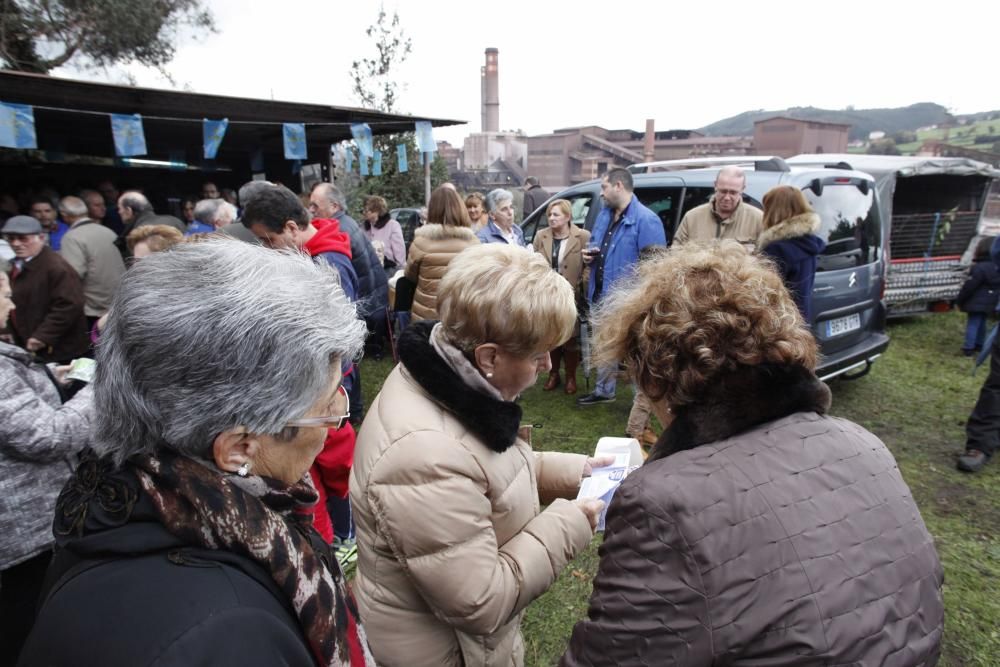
[561,241,943,667]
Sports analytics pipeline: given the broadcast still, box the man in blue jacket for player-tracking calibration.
[959,235,1000,472]
[577,168,666,406]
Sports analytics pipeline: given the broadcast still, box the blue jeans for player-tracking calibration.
[964,312,989,351]
[595,364,617,398]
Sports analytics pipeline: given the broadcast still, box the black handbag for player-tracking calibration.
[394,275,417,313]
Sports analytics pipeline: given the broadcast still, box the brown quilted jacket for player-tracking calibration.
[562,366,944,666]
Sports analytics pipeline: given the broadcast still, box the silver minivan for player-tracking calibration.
[520,157,889,380]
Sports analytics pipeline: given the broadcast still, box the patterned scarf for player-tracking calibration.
[131,449,375,667]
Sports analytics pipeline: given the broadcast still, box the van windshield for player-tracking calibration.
[804,183,881,270]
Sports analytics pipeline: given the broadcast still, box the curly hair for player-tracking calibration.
[591,240,817,408]
[126,224,184,252]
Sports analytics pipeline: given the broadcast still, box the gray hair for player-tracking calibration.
[92,237,367,467]
[193,199,237,227]
[311,182,347,210]
[119,191,152,215]
[58,196,88,219]
[486,188,513,213]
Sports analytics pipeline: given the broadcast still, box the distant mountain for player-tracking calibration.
[699,103,955,142]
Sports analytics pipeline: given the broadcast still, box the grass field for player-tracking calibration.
[359,310,1000,666]
[895,117,1000,155]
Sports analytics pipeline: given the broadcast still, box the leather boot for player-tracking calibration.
[544,347,562,391]
[563,348,580,395]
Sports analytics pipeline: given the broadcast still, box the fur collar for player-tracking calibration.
[648,364,832,463]
[413,223,479,243]
[757,212,820,250]
[398,320,522,453]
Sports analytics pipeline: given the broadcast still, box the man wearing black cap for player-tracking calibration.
[1,215,88,363]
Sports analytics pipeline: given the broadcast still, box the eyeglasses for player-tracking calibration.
[715,188,742,198]
[284,385,350,430]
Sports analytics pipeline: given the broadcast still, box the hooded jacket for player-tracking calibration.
[306,218,358,302]
[0,342,92,570]
[957,257,1000,314]
[404,223,480,321]
[350,322,593,666]
[758,212,826,323]
[561,364,944,667]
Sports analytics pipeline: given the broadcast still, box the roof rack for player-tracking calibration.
[628,156,790,174]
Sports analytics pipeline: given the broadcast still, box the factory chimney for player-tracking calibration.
[482,48,499,133]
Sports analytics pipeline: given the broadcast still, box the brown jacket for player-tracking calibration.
[674,198,763,247]
[351,322,593,666]
[532,225,591,290]
[562,365,943,667]
[7,246,89,363]
[404,223,480,321]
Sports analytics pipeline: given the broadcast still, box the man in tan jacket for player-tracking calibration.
[58,196,125,329]
[673,166,763,247]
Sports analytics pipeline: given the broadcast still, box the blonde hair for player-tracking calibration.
[126,224,184,252]
[592,241,817,408]
[437,244,576,355]
[546,198,572,221]
[762,185,813,230]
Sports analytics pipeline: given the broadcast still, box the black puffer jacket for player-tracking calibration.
[19,456,315,667]
[957,258,1000,314]
[562,365,944,667]
[336,212,388,317]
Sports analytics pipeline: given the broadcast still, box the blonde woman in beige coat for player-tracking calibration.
[351,244,608,667]
[404,185,479,321]
[532,199,590,394]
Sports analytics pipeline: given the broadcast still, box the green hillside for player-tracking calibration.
[700,103,955,141]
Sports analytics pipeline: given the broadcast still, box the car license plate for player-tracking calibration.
[827,313,861,337]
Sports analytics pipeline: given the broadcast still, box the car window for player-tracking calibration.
[635,187,683,240]
[803,181,881,270]
[521,193,593,244]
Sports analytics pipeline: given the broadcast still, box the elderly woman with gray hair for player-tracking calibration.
[20,239,376,667]
[476,188,526,246]
[351,244,606,667]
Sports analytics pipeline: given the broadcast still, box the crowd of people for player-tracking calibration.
[0,167,953,666]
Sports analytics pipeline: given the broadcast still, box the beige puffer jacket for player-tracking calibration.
[351,322,593,666]
[404,223,480,321]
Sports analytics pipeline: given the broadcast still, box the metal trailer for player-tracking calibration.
[788,154,999,317]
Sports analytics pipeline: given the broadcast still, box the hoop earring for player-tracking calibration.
[237,461,252,477]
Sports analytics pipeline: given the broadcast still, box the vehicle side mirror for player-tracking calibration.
[808,179,823,197]
[856,180,870,195]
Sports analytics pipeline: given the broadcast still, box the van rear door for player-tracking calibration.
[804,177,885,356]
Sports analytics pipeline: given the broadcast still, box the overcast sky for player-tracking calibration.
[54,0,1000,146]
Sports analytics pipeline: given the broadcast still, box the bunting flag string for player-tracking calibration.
[359,155,369,177]
[283,123,307,160]
[397,144,408,173]
[350,123,374,158]
[372,150,382,176]
[0,102,37,149]
[203,118,229,159]
[110,114,147,156]
[344,147,354,173]
[414,120,436,154]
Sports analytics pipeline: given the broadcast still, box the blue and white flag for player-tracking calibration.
[0,102,37,149]
[359,155,369,177]
[373,150,382,176]
[110,113,147,156]
[344,147,354,173]
[350,123,374,158]
[397,144,408,173]
[283,123,307,160]
[414,121,435,154]
[203,118,228,159]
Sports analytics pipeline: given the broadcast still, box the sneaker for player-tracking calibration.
[957,449,990,473]
[333,537,358,570]
[576,392,615,406]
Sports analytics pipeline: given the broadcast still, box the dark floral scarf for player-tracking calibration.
[131,449,375,667]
